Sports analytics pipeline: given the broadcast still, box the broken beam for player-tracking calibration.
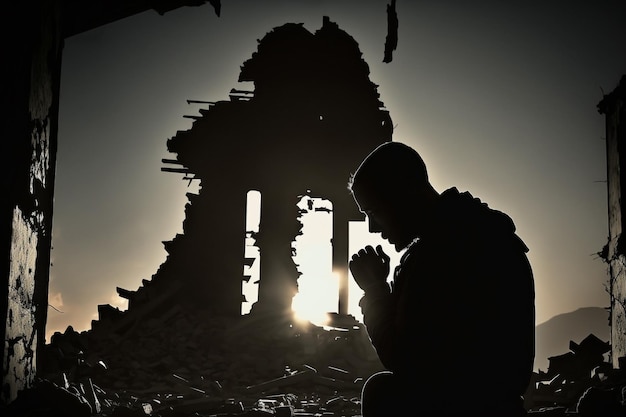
[161,167,191,174]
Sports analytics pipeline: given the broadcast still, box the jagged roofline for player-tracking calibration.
[239,16,366,84]
[314,16,362,52]
[239,23,314,82]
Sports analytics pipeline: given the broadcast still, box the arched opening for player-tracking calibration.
[292,195,336,326]
[242,190,261,314]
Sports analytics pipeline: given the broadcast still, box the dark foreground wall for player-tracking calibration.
[1,1,62,404]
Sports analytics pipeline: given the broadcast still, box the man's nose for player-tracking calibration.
[368,216,382,233]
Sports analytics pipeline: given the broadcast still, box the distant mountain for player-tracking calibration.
[534,306,610,372]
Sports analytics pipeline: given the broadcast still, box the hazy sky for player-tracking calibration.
[49,0,626,341]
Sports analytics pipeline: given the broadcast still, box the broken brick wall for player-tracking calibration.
[1,1,63,405]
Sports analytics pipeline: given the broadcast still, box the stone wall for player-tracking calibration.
[1,1,63,404]
[598,75,626,367]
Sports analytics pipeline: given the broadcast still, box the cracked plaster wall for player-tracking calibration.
[601,77,626,367]
[1,1,62,405]
[3,207,39,403]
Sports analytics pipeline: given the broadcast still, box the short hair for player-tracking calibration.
[348,141,429,199]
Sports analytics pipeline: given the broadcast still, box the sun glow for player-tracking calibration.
[292,271,339,326]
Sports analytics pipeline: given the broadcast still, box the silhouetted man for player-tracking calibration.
[348,142,535,417]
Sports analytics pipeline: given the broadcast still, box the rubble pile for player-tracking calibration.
[7,309,383,416]
[4,321,626,416]
[526,334,626,416]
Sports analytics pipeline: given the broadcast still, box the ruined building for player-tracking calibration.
[108,17,392,326]
[598,74,626,368]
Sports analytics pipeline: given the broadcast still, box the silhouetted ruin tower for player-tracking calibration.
[149,17,393,318]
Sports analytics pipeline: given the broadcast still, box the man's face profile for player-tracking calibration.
[353,184,415,252]
[351,142,434,251]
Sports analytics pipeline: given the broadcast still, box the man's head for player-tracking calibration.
[348,141,438,250]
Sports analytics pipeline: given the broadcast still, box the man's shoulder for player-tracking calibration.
[440,187,485,209]
[436,187,529,252]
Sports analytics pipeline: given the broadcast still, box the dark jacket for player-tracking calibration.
[360,187,535,412]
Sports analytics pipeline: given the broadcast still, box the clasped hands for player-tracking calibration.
[349,244,391,293]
